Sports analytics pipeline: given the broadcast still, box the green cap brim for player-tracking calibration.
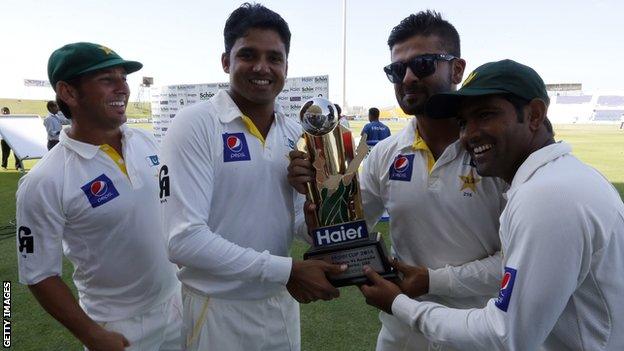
[425,87,511,119]
[68,59,143,82]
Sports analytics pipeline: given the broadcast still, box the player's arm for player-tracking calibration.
[425,251,502,298]
[364,188,584,350]
[28,276,129,351]
[161,109,343,301]
[360,146,386,230]
[16,173,128,350]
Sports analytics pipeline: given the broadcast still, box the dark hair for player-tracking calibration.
[55,76,82,119]
[369,107,380,118]
[501,94,553,135]
[1,107,9,114]
[46,100,57,112]
[224,3,291,55]
[387,10,460,57]
[334,103,342,116]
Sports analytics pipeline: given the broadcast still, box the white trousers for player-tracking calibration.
[376,311,459,351]
[87,291,183,351]
[182,285,300,351]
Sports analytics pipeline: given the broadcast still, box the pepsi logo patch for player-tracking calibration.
[495,266,517,312]
[389,154,414,181]
[223,133,251,162]
[81,174,120,208]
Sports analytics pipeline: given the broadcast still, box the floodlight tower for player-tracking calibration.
[135,77,153,113]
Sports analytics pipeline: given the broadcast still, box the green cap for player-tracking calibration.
[425,59,549,118]
[47,42,142,90]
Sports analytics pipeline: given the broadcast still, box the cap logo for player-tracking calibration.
[462,71,477,88]
[99,45,114,55]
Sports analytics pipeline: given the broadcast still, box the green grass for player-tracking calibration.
[0,98,150,118]
[1,123,623,350]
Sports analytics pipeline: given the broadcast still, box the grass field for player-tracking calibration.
[0,122,623,350]
[0,98,150,119]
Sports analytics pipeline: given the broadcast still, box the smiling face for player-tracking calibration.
[222,27,288,111]
[59,66,130,130]
[458,95,534,183]
[390,35,463,116]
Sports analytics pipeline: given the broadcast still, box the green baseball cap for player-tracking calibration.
[48,42,142,90]
[425,59,549,118]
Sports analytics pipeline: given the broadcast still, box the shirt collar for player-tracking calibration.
[212,89,284,124]
[510,141,572,190]
[395,118,418,151]
[59,124,133,159]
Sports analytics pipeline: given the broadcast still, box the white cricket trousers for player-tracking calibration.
[376,311,460,351]
[87,291,183,351]
[182,285,300,351]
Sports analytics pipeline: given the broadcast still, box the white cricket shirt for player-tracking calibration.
[17,126,178,322]
[392,142,624,350]
[361,118,507,305]
[161,90,305,300]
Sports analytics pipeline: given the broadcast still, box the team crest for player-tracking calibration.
[389,154,414,181]
[147,155,160,166]
[459,169,480,192]
[223,133,251,162]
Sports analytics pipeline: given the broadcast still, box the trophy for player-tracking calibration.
[299,98,396,287]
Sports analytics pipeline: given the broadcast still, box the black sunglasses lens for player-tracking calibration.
[385,63,406,83]
[408,57,436,79]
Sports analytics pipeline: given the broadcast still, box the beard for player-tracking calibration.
[397,70,454,116]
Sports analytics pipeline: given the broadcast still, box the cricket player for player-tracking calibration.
[360,59,624,351]
[288,11,507,350]
[16,42,181,351]
[160,4,344,351]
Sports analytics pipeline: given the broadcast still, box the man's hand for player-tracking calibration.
[393,259,429,298]
[287,150,314,195]
[359,265,402,314]
[287,260,347,303]
[84,326,130,351]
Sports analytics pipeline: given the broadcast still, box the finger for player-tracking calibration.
[393,260,410,274]
[290,163,315,175]
[288,150,306,160]
[363,265,384,284]
[324,263,348,275]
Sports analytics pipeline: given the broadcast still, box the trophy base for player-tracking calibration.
[304,232,397,287]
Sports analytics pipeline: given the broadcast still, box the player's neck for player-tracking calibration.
[228,93,275,139]
[67,120,123,152]
[415,115,459,160]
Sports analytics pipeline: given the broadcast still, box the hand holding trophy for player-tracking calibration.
[298,98,396,287]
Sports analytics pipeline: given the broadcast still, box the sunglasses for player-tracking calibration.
[383,54,456,83]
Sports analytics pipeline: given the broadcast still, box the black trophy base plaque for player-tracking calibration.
[304,232,397,287]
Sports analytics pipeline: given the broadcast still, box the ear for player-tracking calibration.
[527,98,547,132]
[222,52,230,73]
[451,58,466,85]
[56,81,80,109]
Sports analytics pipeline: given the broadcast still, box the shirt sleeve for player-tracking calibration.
[16,172,65,285]
[428,251,502,298]
[160,107,292,285]
[360,146,386,231]
[391,186,587,351]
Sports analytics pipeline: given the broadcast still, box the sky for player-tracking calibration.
[3,0,624,109]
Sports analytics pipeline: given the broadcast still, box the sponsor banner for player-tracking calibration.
[151,75,328,142]
[23,79,51,87]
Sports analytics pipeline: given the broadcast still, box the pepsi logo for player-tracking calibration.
[393,156,410,173]
[226,135,243,152]
[90,181,108,197]
[500,272,511,289]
